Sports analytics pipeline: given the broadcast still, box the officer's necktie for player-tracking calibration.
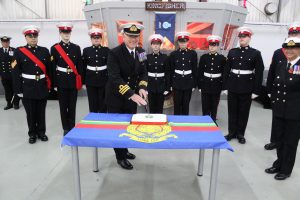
[287,62,292,70]
[130,51,135,59]
[4,49,8,54]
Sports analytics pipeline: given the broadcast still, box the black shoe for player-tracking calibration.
[28,136,37,144]
[4,104,13,110]
[13,104,19,110]
[224,134,236,141]
[237,136,246,144]
[264,142,277,150]
[126,152,136,160]
[274,173,290,180]
[117,159,133,170]
[38,135,48,142]
[265,167,280,174]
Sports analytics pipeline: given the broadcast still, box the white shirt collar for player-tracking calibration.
[126,46,135,55]
[289,56,300,66]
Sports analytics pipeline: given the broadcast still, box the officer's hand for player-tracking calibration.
[54,87,58,91]
[163,91,169,95]
[267,94,271,98]
[192,88,195,92]
[221,90,228,95]
[170,87,172,91]
[139,89,148,100]
[198,89,201,93]
[17,93,23,98]
[251,93,259,99]
[130,94,147,106]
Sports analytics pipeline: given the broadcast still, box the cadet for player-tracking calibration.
[145,34,170,113]
[105,23,148,170]
[265,37,300,180]
[0,36,20,110]
[223,27,264,144]
[169,31,197,115]
[12,25,52,144]
[82,28,109,113]
[198,35,226,122]
[265,22,300,150]
[51,22,83,136]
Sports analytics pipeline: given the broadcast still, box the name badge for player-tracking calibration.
[9,51,14,56]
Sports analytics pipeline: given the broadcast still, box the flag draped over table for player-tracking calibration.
[62,113,233,151]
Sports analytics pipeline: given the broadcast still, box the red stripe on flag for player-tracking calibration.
[171,126,220,131]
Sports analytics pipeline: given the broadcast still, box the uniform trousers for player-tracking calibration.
[201,92,220,121]
[22,98,47,137]
[148,92,164,114]
[86,86,106,113]
[107,99,137,160]
[58,88,78,132]
[173,89,192,115]
[227,91,252,137]
[1,78,19,106]
[272,116,300,174]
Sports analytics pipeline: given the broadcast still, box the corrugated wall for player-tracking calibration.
[0,0,85,19]
[0,0,299,22]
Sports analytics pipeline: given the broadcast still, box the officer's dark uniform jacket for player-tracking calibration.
[266,48,287,94]
[223,46,264,94]
[270,59,300,120]
[50,41,82,88]
[0,47,15,79]
[145,52,170,93]
[12,45,52,99]
[105,43,147,106]
[198,52,226,93]
[82,45,109,87]
[169,48,197,90]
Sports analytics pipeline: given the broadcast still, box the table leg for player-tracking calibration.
[197,149,205,176]
[208,149,220,200]
[72,146,81,200]
[93,147,99,172]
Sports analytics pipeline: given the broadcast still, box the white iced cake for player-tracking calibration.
[131,113,167,125]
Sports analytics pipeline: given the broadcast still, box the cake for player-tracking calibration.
[131,113,168,125]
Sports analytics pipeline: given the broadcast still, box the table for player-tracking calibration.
[62,113,233,200]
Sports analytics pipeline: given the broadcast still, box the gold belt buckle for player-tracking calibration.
[35,75,40,81]
[67,68,72,73]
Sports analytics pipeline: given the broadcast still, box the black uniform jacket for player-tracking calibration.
[145,52,170,93]
[266,48,287,94]
[198,52,226,93]
[50,41,82,89]
[0,47,15,79]
[270,58,300,120]
[223,46,264,94]
[169,48,198,90]
[82,45,109,87]
[12,45,52,99]
[105,43,147,106]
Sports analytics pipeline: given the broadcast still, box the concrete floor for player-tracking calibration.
[0,92,299,200]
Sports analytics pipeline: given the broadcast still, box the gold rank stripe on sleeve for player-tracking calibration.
[119,84,131,95]
[11,60,17,68]
[138,80,148,87]
[50,56,54,61]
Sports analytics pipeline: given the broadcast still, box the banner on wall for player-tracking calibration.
[155,12,176,48]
